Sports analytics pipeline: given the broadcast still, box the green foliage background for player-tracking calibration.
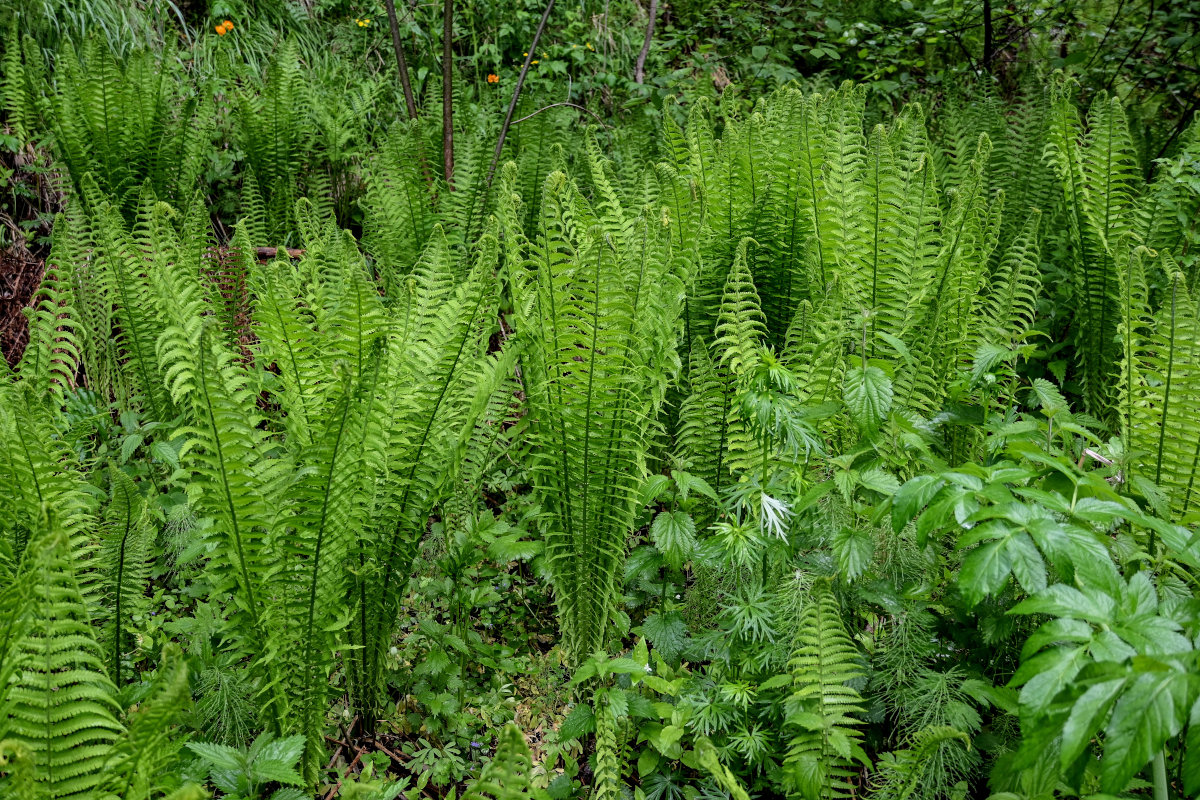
[0,1,1199,799]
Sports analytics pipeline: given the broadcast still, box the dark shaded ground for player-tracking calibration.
[1,138,59,368]
[0,238,43,368]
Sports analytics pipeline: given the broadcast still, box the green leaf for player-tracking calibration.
[558,704,595,742]
[831,526,873,581]
[1060,677,1127,770]
[1100,671,1191,792]
[959,538,1011,604]
[892,476,945,532]
[843,365,892,431]
[1183,699,1200,796]
[650,510,697,570]
[185,742,243,772]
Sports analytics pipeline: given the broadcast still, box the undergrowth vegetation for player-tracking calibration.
[1,3,1200,800]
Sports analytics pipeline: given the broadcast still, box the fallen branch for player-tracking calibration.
[255,246,305,261]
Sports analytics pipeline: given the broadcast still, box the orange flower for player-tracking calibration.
[224,20,234,29]
[215,23,227,35]
[487,73,499,84]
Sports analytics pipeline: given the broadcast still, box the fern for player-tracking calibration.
[461,725,543,800]
[592,697,624,800]
[783,580,870,800]
[101,645,200,800]
[94,465,153,686]
[15,257,80,403]
[506,168,683,662]
[973,209,1043,351]
[1121,254,1200,520]
[350,223,501,726]
[1046,80,1140,419]
[1,518,125,800]
[273,355,388,781]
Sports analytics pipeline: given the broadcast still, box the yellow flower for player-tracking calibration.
[586,42,593,50]
[531,60,539,65]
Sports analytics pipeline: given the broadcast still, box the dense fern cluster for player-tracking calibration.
[2,25,1200,800]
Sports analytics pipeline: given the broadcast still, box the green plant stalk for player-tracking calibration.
[1152,749,1168,800]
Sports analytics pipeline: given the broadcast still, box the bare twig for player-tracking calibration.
[442,0,455,189]
[635,0,658,84]
[383,0,419,120]
[485,0,557,187]
[510,102,610,129]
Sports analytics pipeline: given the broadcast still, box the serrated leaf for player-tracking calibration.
[1060,677,1127,770]
[650,510,697,570]
[831,526,873,581]
[892,476,946,532]
[558,703,595,741]
[843,365,892,431]
[1100,671,1191,792]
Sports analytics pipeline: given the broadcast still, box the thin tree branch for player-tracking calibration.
[511,102,611,128]
[1104,0,1155,92]
[383,0,418,120]
[442,0,455,189]
[485,0,556,187]
[1083,0,1129,71]
[635,0,659,84]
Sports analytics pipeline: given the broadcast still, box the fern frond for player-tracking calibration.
[784,581,869,800]
[94,465,153,686]
[974,209,1043,349]
[1,519,124,800]
[101,645,196,800]
[511,170,683,662]
[1122,254,1200,520]
[461,725,542,800]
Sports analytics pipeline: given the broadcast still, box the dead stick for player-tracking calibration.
[254,246,305,260]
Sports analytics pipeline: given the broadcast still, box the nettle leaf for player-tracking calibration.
[650,510,697,570]
[642,610,689,663]
[831,526,873,581]
[558,703,595,742]
[843,365,892,431]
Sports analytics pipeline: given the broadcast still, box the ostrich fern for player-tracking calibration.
[503,164,684,662]
[784,581,869,800]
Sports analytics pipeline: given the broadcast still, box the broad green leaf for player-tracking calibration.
[843,365,892,431]
[1060,677,1127,770]
[650,510,697,570]
[832,526,873,581]
[1100,671,1191,792]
